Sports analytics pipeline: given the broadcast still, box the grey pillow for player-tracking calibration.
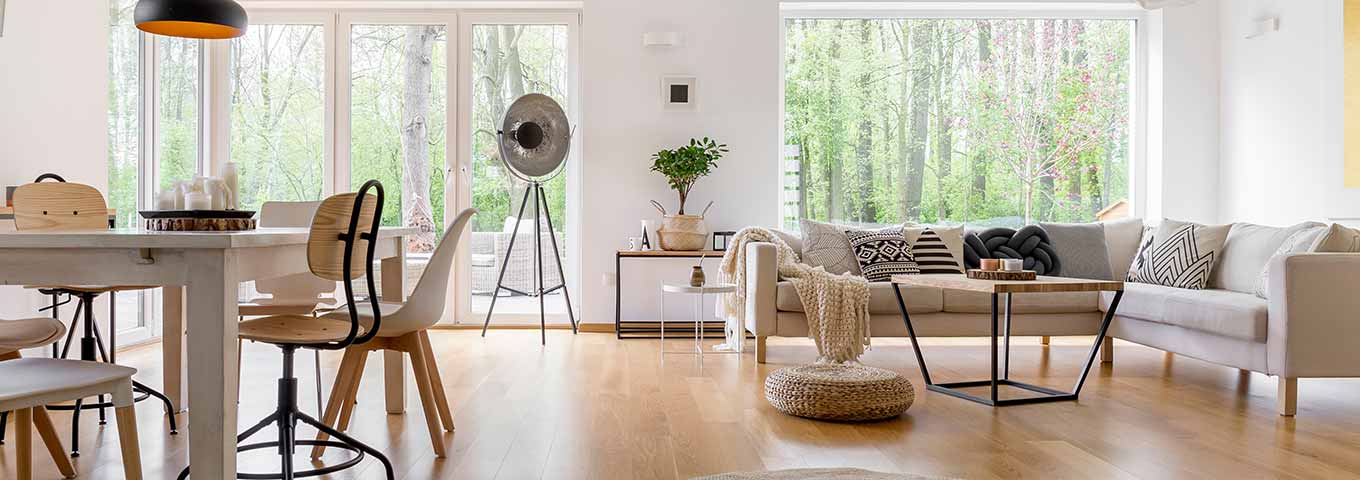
[800,219,860,275]
[1040,222,1113,280]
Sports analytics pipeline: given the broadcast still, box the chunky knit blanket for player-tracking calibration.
[717,227,872,364]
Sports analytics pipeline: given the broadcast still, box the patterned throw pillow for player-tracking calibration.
[845,229,919,282]
[904,227,963,274]
[1127,219,1230,290]
[800,219,861,275]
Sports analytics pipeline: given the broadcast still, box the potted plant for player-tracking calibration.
[650,137,727,250]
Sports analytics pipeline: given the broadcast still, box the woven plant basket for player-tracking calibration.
[765,364,913,421]
[658,214,707,251]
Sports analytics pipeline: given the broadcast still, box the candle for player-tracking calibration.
[979,259,1000,271]
[1002,258,1024,272]
[185,191,212,210]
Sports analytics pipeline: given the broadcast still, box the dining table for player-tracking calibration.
[0,226,418,478]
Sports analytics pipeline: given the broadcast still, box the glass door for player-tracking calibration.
[339,13,456,301]
[457,13,579,325]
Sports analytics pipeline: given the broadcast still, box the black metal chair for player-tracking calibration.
[177,179,394,480]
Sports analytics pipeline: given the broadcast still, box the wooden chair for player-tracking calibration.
[238,200,336,412]
[312,208,476,459]
[0,358,143,480]
[9,178,177,456]
[0,316,142,479]
[177,180,395,480]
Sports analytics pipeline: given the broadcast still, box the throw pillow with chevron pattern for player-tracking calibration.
[1129,220,1230,290]
[846,229,920,282]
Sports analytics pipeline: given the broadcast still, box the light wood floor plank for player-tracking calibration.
[6,332,1360,479]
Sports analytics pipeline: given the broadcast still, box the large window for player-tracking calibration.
[158,37,201,191]
[783,17,1134,229]
[230,23,327,212]
[467,22,572,322]
[349,23,449,254]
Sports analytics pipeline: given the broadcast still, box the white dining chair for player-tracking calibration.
[238,200,336,412]
[311,208,476,459]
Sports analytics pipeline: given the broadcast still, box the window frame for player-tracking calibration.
[777,3,1149,229]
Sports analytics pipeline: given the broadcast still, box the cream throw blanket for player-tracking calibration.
[717,227,872,364]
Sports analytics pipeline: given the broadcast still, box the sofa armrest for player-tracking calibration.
[744,242,779,336]
[1267,253,1360,377]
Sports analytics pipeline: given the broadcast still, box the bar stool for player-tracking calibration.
[9,178,177,457]
[0,358,143,480]
[238,200,337,413]
[311,208,476,459]
[178,180,394,480]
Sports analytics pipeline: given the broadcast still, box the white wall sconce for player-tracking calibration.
[1245,17,1280,40]
[643,32,683,47]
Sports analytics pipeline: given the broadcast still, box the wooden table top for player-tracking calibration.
[890,273,1123,294]
[618,249,724,258]
[0,226,419,249]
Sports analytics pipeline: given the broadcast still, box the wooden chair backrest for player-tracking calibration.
[306,192,379,281]
[12,182,109,232]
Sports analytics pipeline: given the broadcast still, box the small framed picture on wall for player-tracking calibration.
[662,75,697,111]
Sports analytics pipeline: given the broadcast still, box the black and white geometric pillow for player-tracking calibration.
[1130,221,1228,290]
[1126,226,1155,282]
[911,228,963,274]
[845,229,919,282]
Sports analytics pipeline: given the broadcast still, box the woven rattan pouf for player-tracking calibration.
[764,364,914,421]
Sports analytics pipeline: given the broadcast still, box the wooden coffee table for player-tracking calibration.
[890,274,1125,407]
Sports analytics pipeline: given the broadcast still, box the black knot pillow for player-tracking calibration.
[962,225,1062,276]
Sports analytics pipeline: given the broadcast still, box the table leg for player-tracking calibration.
[382,238,407,414]
[990,293,999,404]
[1002,293,1013,380]
[162,286,187,412]
[892,285,932,385]
[184,250,240,479]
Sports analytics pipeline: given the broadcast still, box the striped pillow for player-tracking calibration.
[910,228,963,274]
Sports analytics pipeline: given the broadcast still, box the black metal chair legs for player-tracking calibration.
[177,346,393,480]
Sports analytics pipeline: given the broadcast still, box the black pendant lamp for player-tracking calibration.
[135,0,247,39]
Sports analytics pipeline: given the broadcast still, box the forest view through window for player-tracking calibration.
[783,18,1133,230]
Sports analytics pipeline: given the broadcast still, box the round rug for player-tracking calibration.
[764,364,913,421]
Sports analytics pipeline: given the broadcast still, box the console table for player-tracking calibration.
[615,250,726,339]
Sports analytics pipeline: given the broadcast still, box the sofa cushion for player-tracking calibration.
[1254,225,1328,299]
[942,290,1100,314]
[1210,222,1323,294]
[1040,221,1113,280]
[1103,217,1145,281]
[846,229,919,281]
[1100,283,1267,342]
[776,281,942,314]
[902,226,965,273]
[1127,219,1230,290]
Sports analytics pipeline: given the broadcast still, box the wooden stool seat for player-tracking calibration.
[238,299,338,317]
[0,358,142,480]
[0,318,66,353]
[239,315,367,344]
[26,285,156,294]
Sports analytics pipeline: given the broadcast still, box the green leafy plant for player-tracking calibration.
[651,137,728,215]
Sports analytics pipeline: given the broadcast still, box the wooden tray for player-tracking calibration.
[967,269,1037,281]
[140,209,255,219]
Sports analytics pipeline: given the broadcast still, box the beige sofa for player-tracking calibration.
[744,220,1360,416]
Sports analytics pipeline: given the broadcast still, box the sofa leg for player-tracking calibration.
[1041,336,1051,346]
[1100,337,1114,363]
[1277,377,1297,417]
[755,336,767,364]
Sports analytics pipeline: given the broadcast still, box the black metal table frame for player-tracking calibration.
[892,286,1124,406]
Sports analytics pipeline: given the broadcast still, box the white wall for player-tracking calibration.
[578,0,782,323]
[1218,0,1342,226]
[0,0,109,319]
[1148,0,1221,224]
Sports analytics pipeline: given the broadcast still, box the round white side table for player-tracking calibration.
[659,282,738,360]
